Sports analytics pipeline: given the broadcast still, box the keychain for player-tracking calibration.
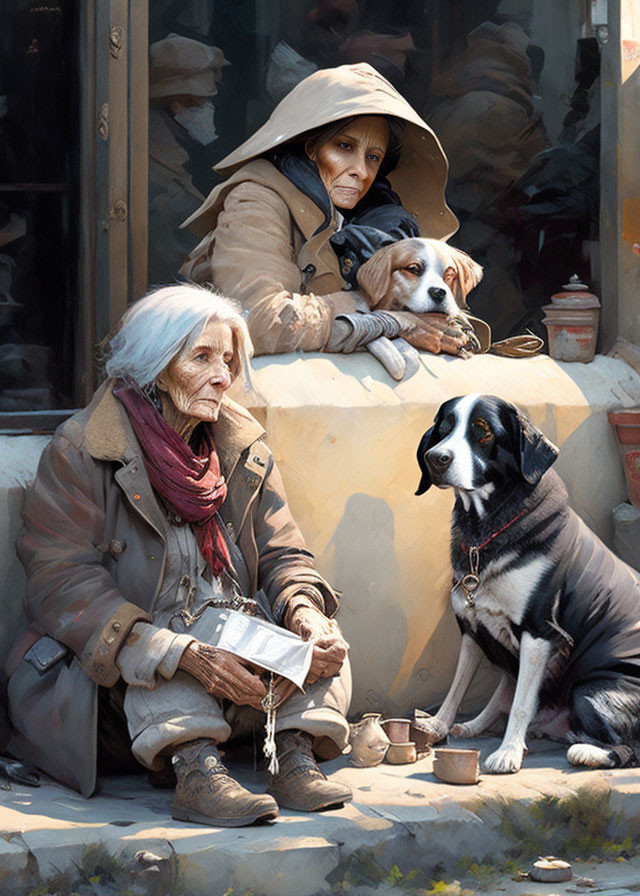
[262,672,279,775]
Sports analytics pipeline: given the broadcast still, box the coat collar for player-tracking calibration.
[83,379,265,477]
[182,158,339,242]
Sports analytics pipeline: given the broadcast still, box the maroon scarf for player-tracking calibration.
[113,381,231,577]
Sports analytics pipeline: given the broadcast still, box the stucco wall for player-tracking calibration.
[0,435,51,667]
[1,352,639,720]
[231,351,640,716]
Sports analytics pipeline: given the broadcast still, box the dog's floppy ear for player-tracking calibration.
[515,410,559,484]
[442,246,483,311]
[415,422,441,495]
[356,244,396,309]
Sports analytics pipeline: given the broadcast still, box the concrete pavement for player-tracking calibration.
[3,735,640,895]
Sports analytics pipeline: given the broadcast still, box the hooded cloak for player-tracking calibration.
[183,62,457,239]
[180,64,458,355]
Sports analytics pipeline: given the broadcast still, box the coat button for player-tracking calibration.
[109,539,124,557]
[112,621,121,632]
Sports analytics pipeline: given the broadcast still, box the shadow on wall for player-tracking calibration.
[320,493,408,717]
[553,409,627,546]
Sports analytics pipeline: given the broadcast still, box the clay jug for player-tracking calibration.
[541,274,600,362]
[349,713,390,767]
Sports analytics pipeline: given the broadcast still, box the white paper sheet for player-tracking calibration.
[216,610,313,689]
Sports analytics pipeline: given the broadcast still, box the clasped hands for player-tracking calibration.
[177,605,348,711]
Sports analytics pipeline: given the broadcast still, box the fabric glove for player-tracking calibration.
[326,310,479,380]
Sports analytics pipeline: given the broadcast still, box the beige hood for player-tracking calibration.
[184,62,458,239]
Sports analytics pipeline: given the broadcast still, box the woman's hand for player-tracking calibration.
[289,606,349,684]
[326,310,478,360]
[178,641,268,710]
[392,311,477,356]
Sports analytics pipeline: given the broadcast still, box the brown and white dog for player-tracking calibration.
[356,238,483,316]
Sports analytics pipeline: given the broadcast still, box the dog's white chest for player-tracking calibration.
[451,553,551,653]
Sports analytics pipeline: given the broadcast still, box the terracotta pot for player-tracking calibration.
[542,275,600,363]
[385,742,417,764]
[381,718,411,743]
[432,748,479,785]
[608,408,640,509]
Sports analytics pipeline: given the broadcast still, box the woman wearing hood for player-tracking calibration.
[180,63,476,366]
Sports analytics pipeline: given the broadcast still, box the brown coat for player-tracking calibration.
[180,62,458,355]
[6,381,338,795]
[181,159,363,354]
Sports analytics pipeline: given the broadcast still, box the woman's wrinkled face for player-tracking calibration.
[156,320,235,424]
[306,116,389,210]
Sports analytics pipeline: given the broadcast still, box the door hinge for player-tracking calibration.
[110,25,125,58]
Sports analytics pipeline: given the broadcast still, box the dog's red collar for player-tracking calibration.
[458,508,527,607]
[461,507,527,553]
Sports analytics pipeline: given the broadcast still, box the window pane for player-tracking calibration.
[148,0,601,342]
[0,0,78,412]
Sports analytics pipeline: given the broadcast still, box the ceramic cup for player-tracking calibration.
[385,741,417,764]
[381,718,411,743]
[432,748,480,784]
[410,722,433,756]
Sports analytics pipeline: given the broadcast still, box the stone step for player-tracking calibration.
[3,737,640,895]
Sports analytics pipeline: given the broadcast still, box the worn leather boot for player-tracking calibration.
[268,729,353,812]
[171,738,279,827]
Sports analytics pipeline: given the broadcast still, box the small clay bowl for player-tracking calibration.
[385,741,417,764]
[432,748,479,784]
[529,858,572,883]
[381,718,411,743]
[410,722,432,756]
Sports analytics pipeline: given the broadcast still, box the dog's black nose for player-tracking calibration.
[427,448,453,470]
[428,287,447,303]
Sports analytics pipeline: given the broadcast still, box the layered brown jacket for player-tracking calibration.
[7,381,338,794]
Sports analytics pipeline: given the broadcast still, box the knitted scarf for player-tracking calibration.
[113,381,231,577]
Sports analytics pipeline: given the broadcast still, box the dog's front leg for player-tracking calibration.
[418,634,484,745]
[451,673,513,738]
[483,633,551,774]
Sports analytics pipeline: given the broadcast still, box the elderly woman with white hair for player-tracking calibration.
[5,284,352,827]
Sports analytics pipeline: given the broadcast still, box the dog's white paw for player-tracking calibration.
[413,716,449,746]
[482,743,525,774]
[566,743,633,769]
[450,722,478,739]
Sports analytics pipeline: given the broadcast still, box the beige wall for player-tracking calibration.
[0,436,50,668]
[230,351,640,717]
[2,352,640,721]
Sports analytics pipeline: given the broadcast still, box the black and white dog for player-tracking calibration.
[415,393,640,773]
